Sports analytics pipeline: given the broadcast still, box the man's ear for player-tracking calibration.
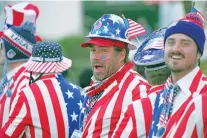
[119,49,126,62]
[197,52,201,60]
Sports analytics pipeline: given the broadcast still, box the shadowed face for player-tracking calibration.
[164,33,200,75]
[89,45,125,81]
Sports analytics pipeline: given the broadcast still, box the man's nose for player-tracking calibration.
[91,51,101,60]
[172,43,182,52]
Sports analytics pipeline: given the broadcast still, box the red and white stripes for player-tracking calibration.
[1,76,69,138]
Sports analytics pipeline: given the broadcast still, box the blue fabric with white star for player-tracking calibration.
[149,85,180,137]
[32,42,62,61]
[133,28,167,66]
[57,74,85,138]
[87,14,129,43]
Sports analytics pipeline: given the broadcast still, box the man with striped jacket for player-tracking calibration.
[80,14,151,138]
[0,2,41,130]
[112,9,207,138]
[0,42,84,138]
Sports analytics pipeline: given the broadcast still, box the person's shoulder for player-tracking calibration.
[128,69,150,83]
[149,84,165,94]
[12,65,27,80]
[60,79,82,92]
[196,74,207,94]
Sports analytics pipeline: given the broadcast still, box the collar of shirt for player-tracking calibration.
[175,66,200,96]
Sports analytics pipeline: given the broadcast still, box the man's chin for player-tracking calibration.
[170,68,183,73]
[94,74,104,81]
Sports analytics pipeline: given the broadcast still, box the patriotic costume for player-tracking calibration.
[113,8,207,138]
[80,14,151,138]
[112,85,163,138]
[149,68,207,137]
[0,3,42,129]
[149,8,206,138]
[113,68,207,138]
[0,42,84,138]
[0,22,36,130]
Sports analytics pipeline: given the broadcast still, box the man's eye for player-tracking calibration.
[167,40,174,46]
[101,49,108,52]
[182,41,191,47]
[90,49,96,52]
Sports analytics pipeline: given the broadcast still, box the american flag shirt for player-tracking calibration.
[81,62,151,138]
[0,64,29,130]
[113,66,207,138]
[0,74,84,138]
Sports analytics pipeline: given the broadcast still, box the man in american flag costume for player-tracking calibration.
[80,14,151,138]
[0,41,84,138]
[0,2,42,130]
[112,8,207,138]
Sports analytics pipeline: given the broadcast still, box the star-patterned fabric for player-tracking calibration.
[149,84,181,137]
[32,42,62,61]
[57,75,85,138]
[0,74,84,138]
[87,14,133,45]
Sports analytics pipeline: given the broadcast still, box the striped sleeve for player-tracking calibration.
[0,91,30,138]
[112,97,154,138]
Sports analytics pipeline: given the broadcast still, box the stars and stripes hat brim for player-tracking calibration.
[81,38,126,49]
[133,27,167,66]
[26,57,72,73]
[25,41,72,73]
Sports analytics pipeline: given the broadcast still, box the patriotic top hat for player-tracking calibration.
[133,27,167,66]
[81,14,134,49]
[26,42,72,73]
[0,2,41,42]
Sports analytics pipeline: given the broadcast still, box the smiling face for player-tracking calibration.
[89,45,125,81]
[164,33,200,77]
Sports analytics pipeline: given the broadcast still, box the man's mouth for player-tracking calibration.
[171,55,183,60]
[94,65,104,73]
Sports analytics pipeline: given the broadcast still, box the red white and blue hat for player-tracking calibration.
[0,2,41,42]
[4,2,39,30]
[1,21,36,62]
[164,7,206,56]
[133,28,167,66]
[26,42,72,73]
[81,14,134,48]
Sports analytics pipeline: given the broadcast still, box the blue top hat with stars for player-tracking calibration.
[133,27,167,66]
